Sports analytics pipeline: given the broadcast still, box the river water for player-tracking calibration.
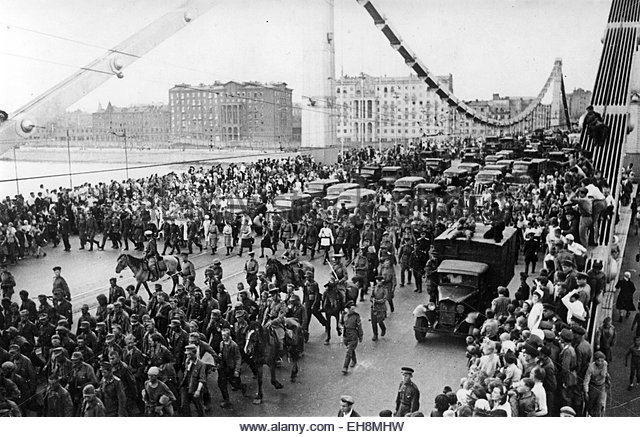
[0,160,182,197]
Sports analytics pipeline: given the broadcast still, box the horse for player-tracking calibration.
[322,280,345,345]
[244,318,304,405]
[264,257,310,292]
[115,253,181,298]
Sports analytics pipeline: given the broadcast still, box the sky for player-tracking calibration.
[0,0,612,114]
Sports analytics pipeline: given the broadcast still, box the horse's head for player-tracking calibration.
[115,254,128,273]
[244,322,262,357]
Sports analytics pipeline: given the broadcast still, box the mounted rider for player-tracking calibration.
[144,230,163,280]
[262,285,287,356]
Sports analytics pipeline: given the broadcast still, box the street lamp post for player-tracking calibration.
[110,127,129,180]
[66,129,73,188]
[12,145,19,195]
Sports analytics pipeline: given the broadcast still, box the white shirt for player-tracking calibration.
[532,381,548,416]
[585,184,605,201]
[341,409,355,417]
[561,291,587,323]
[567,241,587,256]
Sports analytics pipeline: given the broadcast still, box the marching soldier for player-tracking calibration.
[143,230,161,280]
[341,301,363,375]
[395,367,420,417]
[353,248,370,301]
[303,271,326,341]
[370,276,387,342]
[244,251,259,300]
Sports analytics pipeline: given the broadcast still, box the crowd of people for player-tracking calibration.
[0,137,638,417]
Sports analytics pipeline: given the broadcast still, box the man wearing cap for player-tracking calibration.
[180,343,207,416]
[216,327,246,409]
[286,294,307,330]
[53,290,73,326]
[0,263,16,299]
[587,260,606,306]
[52,266,71,301]
[574,272,591,307]
[81,384,106,417]
[245,251,259,300]
[205,307,229,353]
[353,247,370,300]
[331,254,349,282]
[76,304,97,337]
[17,309,37,347]
[338,395,360,417]
[36,312,56,361]
[583,351,610,417]
[97,361,127,417]
[395,367,420,417]
[536,345,558,415]
[573,325,592,381]
[43,374,73,417]
[236,289,259,323]
[318,221,334,265]
[303,271,326,340]
[18,290,37,322]
[179,252,196,285]
[143,230,161,280]
[370,276,388,342]
[341,301,363,375]
[168,319,189,372]
[558,328,580,415]
[143,366,176,416]
[68,350,98,414]
[263,286,288,351]
[108,278,126,305]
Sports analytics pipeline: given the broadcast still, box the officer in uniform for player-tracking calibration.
[341,301,363,375]
[353,248,369,301]
[303,271,326,341]
[262,285,287,355]
[161,218,174,255]
[395,367,420,417]
[244,251,259,300]
[370,276,388,341]
[143,230,160,280]
[332,254,349,282]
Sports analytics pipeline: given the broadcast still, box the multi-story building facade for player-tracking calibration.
[168,81,293,146]
[457,94,552,137]
[92,102,170,144]
[335,73,454,144]
[567,88,593,123]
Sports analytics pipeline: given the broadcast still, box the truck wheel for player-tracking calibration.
[414,329,427,342]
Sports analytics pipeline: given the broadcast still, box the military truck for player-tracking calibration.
[413,224,517,340]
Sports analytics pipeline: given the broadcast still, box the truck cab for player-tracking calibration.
[425,158,452,174]
[442,167,470,187]
[393,176,426,199]
[379,166,406,189]
[352,164,382,188]
[414,225,517,341]
[305,178,340,199]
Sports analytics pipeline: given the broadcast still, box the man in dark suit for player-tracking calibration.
[338,395,360,417]
[179,344,207,416]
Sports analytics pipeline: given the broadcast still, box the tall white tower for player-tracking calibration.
[302,0,336,149]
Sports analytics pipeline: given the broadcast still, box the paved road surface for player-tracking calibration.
[7,235,467,417]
